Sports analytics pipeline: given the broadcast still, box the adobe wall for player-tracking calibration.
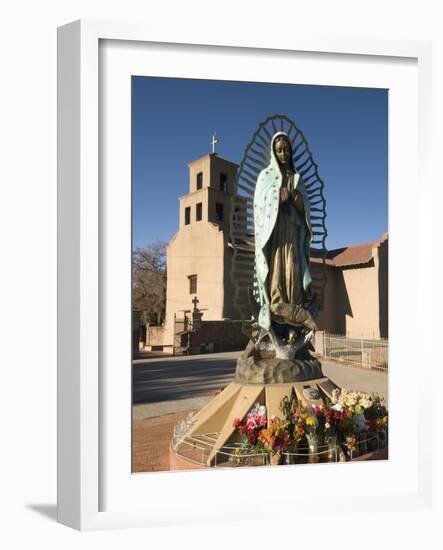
[378,239,389,338]
[342,261,380,338]
[311,253,384,339]
[146,325,166,349]
[164,222,226,346]
[311,261,344,334]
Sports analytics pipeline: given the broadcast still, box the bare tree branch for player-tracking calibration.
[132,241,167,325]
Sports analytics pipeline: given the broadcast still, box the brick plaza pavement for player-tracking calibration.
[132,409,199,472]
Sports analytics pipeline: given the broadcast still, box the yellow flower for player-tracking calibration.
[306,416,315,426]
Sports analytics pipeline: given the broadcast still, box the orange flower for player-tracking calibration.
[295,424,305,435]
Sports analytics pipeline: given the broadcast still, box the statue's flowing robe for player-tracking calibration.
[254,131,312,331]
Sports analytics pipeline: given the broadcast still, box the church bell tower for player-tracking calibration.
[179,152,238,233]
[164,143,240,348]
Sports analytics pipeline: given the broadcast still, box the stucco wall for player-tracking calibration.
[311,248,385,339]
[146,325,166,349]
[164,222,226,346]
[209,154,238,194]
[179,189,209,227]
[312,262,345,333]
[188,156,211,194]
[378,239,389,338]
[187,154,238,195]
[342,260,380,338]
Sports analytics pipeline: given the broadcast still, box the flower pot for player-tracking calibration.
[327,435,338,462]
[307,434,320,464]
[366,432,378,452]
[346,435,359,459]
[378,429,387,449]
[366,433,376,452]
[282,444,303,465]
[229,452,269,467]
[283,453,295,465]
[358,432,368,455]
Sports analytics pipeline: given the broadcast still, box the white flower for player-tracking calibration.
[250,402,266,416]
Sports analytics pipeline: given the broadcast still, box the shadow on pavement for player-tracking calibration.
[132,358,237,404]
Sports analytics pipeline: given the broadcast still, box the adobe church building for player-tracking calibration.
[313,232,388,340]
[147,150,388,353]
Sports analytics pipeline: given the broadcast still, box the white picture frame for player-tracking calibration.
[57,19,434,531]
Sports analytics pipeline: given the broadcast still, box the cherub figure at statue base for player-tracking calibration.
[250,289,319,359]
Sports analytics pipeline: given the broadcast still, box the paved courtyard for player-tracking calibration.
[133,410,191,472]
[133,350,388,419]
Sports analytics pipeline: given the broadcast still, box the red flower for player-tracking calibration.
[232,418,242,428]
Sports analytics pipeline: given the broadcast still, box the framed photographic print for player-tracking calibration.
[58,19,434,531]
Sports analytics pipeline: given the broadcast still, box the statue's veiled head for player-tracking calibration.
[271,132,293,169]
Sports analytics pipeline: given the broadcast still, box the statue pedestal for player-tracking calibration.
[235,353,324,384]
[172,354,339,468]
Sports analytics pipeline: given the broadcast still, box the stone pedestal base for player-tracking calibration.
[235,353,324,384]
[173,365,339,467]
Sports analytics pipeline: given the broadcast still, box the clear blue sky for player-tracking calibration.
[132,77,387,251]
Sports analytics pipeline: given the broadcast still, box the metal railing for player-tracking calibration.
[317,332,388,371]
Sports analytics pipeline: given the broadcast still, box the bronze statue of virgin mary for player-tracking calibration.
[253,131,318,354]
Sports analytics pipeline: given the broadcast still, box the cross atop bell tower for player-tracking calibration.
[210,133,218,154]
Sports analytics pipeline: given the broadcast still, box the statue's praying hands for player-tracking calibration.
[280,187,291,202]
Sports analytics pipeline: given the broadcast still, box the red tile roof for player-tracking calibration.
[310,233,388,267]
[327,233,388,267]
